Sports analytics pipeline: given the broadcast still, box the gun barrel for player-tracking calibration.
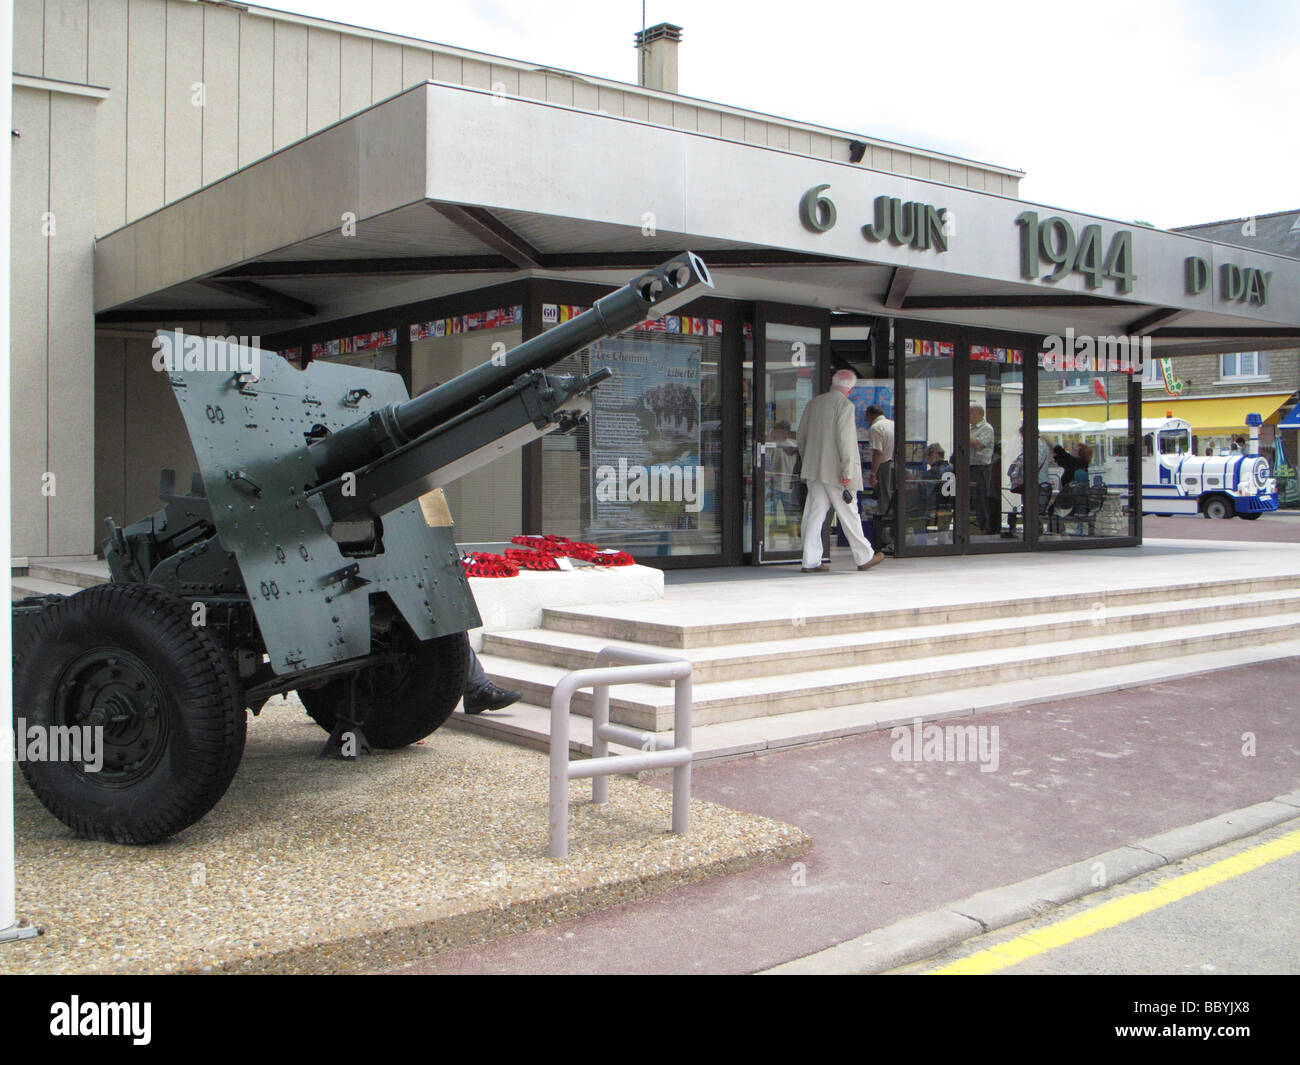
[309,251,711,486]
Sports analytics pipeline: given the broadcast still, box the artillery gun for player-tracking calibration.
[12,252,712,843]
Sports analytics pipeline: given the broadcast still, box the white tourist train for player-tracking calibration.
[1037,416,1278,520]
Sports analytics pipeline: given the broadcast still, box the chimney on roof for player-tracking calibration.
[635,23,682,93]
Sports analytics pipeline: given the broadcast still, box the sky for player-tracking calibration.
[264,0,1300,229]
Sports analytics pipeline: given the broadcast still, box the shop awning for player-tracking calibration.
[1041,394,1293,432]
[1278,406,1300,429]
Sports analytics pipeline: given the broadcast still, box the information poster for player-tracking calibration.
[589,338,703,532]
[849,381,894,440]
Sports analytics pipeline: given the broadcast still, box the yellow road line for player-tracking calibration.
[929,827,1300,975]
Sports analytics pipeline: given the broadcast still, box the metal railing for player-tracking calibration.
[549,647,693,858]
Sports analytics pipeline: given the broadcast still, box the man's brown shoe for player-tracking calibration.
[858,552,886,571]
[801,564,829,572]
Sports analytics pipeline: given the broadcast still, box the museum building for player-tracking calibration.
[12,0,1300,569]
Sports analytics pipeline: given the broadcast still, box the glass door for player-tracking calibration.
[899,332,965,554]
[966,339,1028,550]
[751,315,824,563]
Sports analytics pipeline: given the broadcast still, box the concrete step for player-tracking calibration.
[10,575,85,601]
[27,561,108,589]
[483,588,1300,683]
[540,572,1300,648]
[453,637,1300,763]
[478,610,1300,731]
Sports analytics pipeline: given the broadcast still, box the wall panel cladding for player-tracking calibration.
[623,93,649,122]
[517,68,546,101]
[237,13,275,169]
[126,0,166,220]
[572,81,599,112]
[371,39,403,101]
[490,65,520,97]
[163,0,204,203]
[89,0,129,234]
[308,29,343,133]
[272,20,309,150]
[402,45,433,90]
[11,88,53,557]
[432,50,462,84]
[200,3,240,187]
[647,97,672,128]
[47,96,99,555]
[43,0,88,82]
[461,58,491,90]
[13,0,45,75]
[339,34,374,117]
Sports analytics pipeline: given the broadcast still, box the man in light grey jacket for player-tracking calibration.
[796,369,886,573]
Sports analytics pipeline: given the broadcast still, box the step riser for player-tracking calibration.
[486,594,1300,683]
[542,574,1300,648]
[488,618,1300,732]
[27,564,105,590]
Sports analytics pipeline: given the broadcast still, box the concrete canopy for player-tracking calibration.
[95,82,1300,354]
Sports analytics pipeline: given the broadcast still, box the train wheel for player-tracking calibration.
[13,584,246,844]
[299,627,471,749]
[1203,496,1235,520]
[1239,513,1261,521]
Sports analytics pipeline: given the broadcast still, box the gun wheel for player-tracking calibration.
[13,584,246,844]
[298,627,471,749]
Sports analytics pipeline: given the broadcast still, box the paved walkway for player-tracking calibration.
[1142,514,1300,543]
[619,537,1300,628]
[389,655,1300,974]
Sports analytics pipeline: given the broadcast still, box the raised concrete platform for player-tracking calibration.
[1,699,808,975]
[465,564,662,651]
[459,538,1300,754]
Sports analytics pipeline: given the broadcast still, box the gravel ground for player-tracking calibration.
[2,696,808,975]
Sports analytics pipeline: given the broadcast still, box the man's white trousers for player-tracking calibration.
[800,480,874,568]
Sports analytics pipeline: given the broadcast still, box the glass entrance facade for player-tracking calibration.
[893,319,1140,556]
[265,290,1143,568]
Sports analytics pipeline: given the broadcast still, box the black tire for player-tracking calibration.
[298,628,471,749]
[1240,512,1261,521]
[13,584,246,844]
[1203,496,1235,520]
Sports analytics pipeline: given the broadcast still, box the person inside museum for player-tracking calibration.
[968,404,997,535]
[1051,442,1093,517]
[796,369,886,573]
[922,443,954,530]
[1003,426,1052,537]
[864,404,896,553]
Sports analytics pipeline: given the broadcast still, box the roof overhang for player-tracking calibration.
[95,82,1300,353]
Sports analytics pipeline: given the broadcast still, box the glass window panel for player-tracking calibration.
[411,320,523,544]
[969,346,1025,544]
[540,312,723,558]
[1037,355,1136,540]
[901,339,957,548]
[762,324,820,556]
